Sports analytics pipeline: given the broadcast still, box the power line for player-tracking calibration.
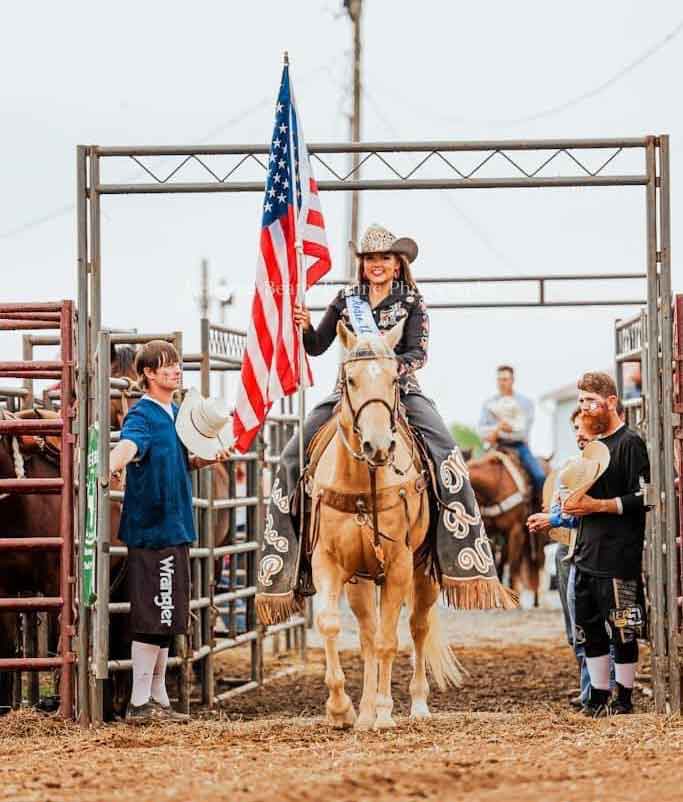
[372,17,683,128]
[0,55,341,241]
[363,87,519,272]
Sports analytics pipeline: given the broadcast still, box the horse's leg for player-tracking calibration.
[346,579,377,730]
[409,569,439,720]
[313,550,356,728]
[374,555,411,730]
[0,612,17,714]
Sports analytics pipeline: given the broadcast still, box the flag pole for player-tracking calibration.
[287,51,307,597]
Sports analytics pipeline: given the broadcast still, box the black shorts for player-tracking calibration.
[128,544,191,636]
[574,568,645,659]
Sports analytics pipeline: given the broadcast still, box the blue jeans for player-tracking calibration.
[510,442,546,492]
[567,564,614,701]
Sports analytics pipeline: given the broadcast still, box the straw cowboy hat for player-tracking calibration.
[488,395,527,434]
[175,388,233,460]
[559,440,610,506]
[351,223,419,263]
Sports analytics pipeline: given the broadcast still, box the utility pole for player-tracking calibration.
[344,0,362,279]
[199,258,210,319]
[217,278,235,401]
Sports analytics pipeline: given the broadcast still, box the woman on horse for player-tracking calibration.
[257,224,513,618]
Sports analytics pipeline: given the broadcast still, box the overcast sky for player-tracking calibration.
[1,1,681,452]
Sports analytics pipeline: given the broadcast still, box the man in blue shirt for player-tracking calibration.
[478,365,546,493]
[110,340,229,724]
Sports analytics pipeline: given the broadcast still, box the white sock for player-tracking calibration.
[130,641,159,707]
[615,662,637,689]
[586,655,611,691]
[150,647,170,707]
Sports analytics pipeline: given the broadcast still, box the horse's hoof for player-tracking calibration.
[373,716,397,730]
[355,713,375,731]
[409,701,431,720]
[326,703,357,729]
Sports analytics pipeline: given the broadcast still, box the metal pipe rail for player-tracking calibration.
[0,302,75,717]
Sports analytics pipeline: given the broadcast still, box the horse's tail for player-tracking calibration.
[405,587,466,691]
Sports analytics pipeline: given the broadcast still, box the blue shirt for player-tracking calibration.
[118,398,196,549]
[478,392,535,444]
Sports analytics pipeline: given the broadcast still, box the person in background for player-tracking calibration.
[565,372,650,717]
[529,408,596,707]
[478,365,546,494]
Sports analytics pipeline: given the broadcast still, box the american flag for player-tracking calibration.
[233,62,331,453]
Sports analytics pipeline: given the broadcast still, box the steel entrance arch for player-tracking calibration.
[76,135,677,715]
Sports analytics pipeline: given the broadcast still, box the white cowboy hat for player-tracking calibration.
[559,440,610,506]
[175,388,233,460]
[488,395,527,434]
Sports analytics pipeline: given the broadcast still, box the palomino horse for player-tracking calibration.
[467,451,548,605]
[310,321,462,730]
[0,407,62,713]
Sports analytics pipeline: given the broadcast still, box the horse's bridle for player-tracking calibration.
[337,351,400,470]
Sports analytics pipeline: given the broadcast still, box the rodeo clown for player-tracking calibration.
[564,371,650,717]
[109,340,231,724]
[256,224,516,621]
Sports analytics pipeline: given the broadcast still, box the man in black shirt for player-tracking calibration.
[564,371,650,717]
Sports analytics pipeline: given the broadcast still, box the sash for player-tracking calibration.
[345,295,380,337]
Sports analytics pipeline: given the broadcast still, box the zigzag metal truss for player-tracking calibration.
[93,137,652,194]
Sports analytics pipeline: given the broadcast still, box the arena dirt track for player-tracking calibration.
[2,612,681,802]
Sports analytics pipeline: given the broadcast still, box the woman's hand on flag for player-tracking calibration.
[293,304,311,331]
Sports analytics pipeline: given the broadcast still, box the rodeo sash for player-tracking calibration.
[82,423,98,607]
[345,295,380,337]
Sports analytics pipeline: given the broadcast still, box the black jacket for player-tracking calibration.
[303,283,429,393]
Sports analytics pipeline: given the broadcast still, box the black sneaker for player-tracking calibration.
[581,701,611,718]
[608,699,634,715]
[126,702,156,725]
[150,700,190,723]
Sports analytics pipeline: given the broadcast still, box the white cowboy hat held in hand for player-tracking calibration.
[175,388,234,461]
[559,440,610,506]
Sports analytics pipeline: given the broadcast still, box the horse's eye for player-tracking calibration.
[347,377,356,388]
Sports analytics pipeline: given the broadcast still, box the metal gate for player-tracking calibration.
[75,135,675,718]
[0,301,75,717]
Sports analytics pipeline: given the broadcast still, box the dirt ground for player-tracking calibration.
[1,607,680,802]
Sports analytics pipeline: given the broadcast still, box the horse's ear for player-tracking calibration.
[337,320,357,351]
[383,319,406,353]
[110,342,118,367]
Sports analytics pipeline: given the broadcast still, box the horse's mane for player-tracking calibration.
[347,335,394,361]
[112,344,136,378]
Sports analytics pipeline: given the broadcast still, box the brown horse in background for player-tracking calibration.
[467,450,549,605]
[0,409,62,713]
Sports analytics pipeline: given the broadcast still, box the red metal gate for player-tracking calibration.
[0,301,75,717]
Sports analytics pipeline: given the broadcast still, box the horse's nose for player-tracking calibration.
[362,440,375,459]
[389,439,396,455]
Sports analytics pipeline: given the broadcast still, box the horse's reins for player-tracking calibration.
[334,351,412,584]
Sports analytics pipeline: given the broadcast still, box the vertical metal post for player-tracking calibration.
[645,137,667,712]
[21,337,34,409]
[76,145,90,726]
[58,301,76,718]
[93,330,111,724]
[199,317,214,706]
[657,135,680,712]
[346,0,363,279]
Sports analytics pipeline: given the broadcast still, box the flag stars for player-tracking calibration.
[273,173,281,184]
[279,123,287,133]
[264,201,272,212]
[273,138,281,149]
[278,159,286,169]
[277,193,286,203]
[268,187,276,198]
[276,102,283,113]
[283,179,289,189]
